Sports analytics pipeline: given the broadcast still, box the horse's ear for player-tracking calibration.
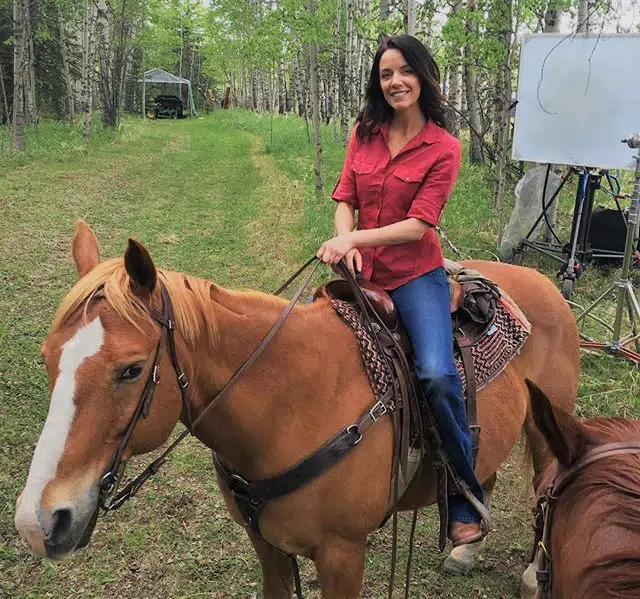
[526,379,588,468]
[72,219,101,278]
[124,239,157,296]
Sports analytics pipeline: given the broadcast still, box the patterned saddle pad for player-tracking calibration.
[331,285,531,404]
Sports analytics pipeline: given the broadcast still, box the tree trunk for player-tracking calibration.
[262,69,270,112]
[541,2,562,241]
[320,71,328,123]
[304,58,311,144]
[342,0,352,144]
[308,24,323,201]
[577,0,589,32]
[96,0,119,128]
[544,5,560,32]
[492,0,514,246]
[345,0,355,118]
[0,60,9,125]
[404,0,416,35]
[278,58,286,114]
[285,64,293,113]
[12,0,26,150]
[446,51,462,137]
[24,0,37,127]
[464,0,484,164]
[141,48,146,118]
[295,52,306,117]
[251,71,258,110]
[58,7,75,123]
[380,0,389,20]
[82,0,93,143]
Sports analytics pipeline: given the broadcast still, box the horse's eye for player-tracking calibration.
[117,364,144,382]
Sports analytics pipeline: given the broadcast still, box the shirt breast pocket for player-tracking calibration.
[389,166,424,212]
[353,160,376,197]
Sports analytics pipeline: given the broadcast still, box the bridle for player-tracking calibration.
[98,284,195,510]
[533,441,640,598]
[99,257,320,511]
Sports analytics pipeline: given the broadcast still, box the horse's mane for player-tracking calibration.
[51,258,219,346]
[584,416,640,441]
[578,555,640,598]
[569,417,640,597]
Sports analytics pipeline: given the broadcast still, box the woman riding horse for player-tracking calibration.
[15,217,580,598]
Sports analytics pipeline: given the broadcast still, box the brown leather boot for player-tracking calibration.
[449,521,483,547]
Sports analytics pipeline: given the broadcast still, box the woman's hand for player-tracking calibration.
[342,248,362,279]
[317,234,360,276]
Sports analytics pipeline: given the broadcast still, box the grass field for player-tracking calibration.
[0,111,638,599]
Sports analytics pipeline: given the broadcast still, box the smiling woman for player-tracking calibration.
[317,35,488,548]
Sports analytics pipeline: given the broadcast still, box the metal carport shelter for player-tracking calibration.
[139,68,197,117]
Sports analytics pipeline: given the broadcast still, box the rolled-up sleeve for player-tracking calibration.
[331,126,359,207]
[407,141,461,226]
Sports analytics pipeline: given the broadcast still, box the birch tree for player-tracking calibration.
[82,0,93,142]
[464,0,484,164]
[308,13,323,201]
[12,0,27,150]
[404,0,416,35]
[57,6,75,122]
[24,0,36,126]
[490,0,515,244]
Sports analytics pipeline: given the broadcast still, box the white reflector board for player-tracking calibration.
[513,34,640,170]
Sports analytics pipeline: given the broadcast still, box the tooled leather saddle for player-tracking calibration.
[313,266,498,459]
[314,261,530,517]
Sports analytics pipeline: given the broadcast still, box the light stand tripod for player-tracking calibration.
[576,134,640,365]
[514,167,627,299]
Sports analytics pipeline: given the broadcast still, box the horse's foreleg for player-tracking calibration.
[442,473,497,575]
[247,531,294,599]
[314,536,366,599]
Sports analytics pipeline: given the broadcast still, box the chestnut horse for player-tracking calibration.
[520,384,640,599]
[15,221,579,598]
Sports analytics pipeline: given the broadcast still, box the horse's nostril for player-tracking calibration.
[49,508,73,546]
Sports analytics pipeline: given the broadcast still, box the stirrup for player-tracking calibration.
[457,479,492,534]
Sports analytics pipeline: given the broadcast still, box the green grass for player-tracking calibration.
[0,111,638,599]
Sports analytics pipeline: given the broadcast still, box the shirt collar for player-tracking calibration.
[378,118,442,147]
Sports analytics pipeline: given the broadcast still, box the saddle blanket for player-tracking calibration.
[331,285,531,404]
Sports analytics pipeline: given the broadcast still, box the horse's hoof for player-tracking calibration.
[441,539,485,575]
[442,554,474,575]
[520,562,537,598]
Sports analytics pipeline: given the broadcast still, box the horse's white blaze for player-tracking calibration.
[15,317,104,531]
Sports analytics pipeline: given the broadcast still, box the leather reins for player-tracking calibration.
[533,441,640,598]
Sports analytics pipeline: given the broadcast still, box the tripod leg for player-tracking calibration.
[626,287,640,353]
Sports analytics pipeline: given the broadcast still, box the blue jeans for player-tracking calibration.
[390,267,484,524]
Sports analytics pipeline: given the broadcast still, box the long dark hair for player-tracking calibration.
[357,35,446,140]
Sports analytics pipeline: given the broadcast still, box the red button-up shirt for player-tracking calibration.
[331,119,462,290]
